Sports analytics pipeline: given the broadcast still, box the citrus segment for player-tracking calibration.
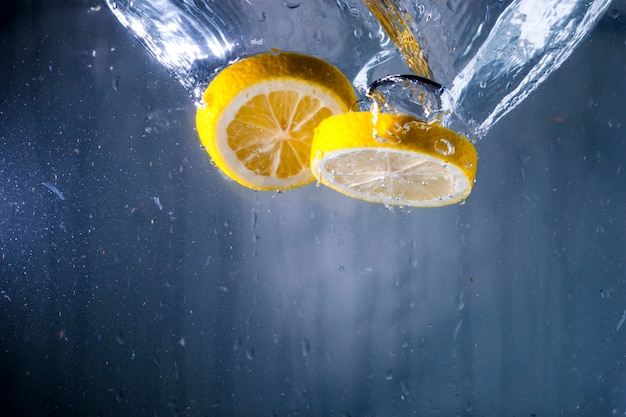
[196,52,357,190]
[311,112,477,207]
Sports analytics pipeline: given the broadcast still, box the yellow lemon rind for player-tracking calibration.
[196,52,357,191]
[310,112,478,207]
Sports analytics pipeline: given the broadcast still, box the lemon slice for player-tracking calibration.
[196,52,357,191]
[311,112,478,207]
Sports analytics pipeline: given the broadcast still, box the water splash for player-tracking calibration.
[446,0,613,137]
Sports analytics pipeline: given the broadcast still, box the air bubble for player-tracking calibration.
[434,138,455,156]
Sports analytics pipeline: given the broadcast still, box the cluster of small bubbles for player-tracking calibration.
[608,120,621,129]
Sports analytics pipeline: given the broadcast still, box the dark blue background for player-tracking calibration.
[1,1,626,416]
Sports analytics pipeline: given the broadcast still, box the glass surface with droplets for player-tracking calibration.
[104,0,612,139]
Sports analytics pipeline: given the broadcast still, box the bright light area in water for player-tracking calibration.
[516,0,576,53]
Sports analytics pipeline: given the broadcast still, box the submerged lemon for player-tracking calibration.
[311,112,478,207]
[196,52,357,190]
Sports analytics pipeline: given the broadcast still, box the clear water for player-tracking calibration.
[105,0,404,103]
[105,0,612,139]
[446,0,613,137]
[359,0,613,137]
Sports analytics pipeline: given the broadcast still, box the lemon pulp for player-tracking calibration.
[196,52,357,191]
[311,112,478,207]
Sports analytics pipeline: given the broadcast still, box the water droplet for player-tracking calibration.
[251,210,258,230]
[384,369,394,380]
[455,290,465,310]
[338,265,346,273]
[434,138,455,156]
[234,337,242,351]
[401,379,411,396]
[301,337,310,357]
[479,80,487,88]
[409,255,418,267]
[283,0,301,8]
[453,317,463,340]
[246,348,255,360]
